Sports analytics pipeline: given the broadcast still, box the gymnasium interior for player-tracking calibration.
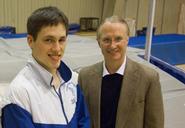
[0,0,185,128]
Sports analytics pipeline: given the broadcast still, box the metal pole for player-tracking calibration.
[144,0,156,61]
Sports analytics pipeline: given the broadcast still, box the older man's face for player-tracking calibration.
[98,22,128,65]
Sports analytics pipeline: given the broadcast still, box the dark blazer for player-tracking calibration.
[78,58,164,128]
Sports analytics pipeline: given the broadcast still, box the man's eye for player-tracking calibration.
[59,38,66,44]
[45,39,53,43]
[102,38,111,43]
[115,37,123,42]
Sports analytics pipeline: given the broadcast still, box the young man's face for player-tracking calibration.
[27,23,67,74]
[98,22,128,65]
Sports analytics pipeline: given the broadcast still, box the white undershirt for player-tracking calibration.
[103,56,126,77]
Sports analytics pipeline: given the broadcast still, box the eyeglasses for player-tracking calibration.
[100,36,127,44]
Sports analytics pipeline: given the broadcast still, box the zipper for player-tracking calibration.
[52,80,69,125]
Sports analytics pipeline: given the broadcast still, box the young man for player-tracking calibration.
[78,16,164,128]
[0,6,90,128]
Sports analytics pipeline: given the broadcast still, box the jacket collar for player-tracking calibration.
[27,57,72,87]
[90,58,140,128]
[115,58,140,128]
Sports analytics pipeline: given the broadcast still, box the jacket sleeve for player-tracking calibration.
[144,72,164,128]
[1,82,35,128]
[76,85,90,128]
[1,104,35,128]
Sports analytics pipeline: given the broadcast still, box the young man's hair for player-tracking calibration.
[97,16,130,40]
[27,6,69,41]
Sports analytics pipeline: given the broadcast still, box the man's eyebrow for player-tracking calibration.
[60,36,67,38]
[43,35,55,38]
[43,35,66,39]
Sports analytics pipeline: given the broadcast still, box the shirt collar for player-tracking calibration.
[27,56,54,87]
[103,56,126,77]
[27,56,65,87]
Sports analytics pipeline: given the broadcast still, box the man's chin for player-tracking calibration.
[109,55,121,60]
[109,58,123,63]
[51,62,61,69]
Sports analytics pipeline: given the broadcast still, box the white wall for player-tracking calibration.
[124,0,182,34]
[0,0,183,34]
[0,0,103,33]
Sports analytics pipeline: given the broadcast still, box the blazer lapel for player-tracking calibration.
[116,58,140,128]
[89,62,103,128]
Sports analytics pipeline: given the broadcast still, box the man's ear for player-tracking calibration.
[96,38,100,46]
[125,36,129,45]
[27,35,34,49]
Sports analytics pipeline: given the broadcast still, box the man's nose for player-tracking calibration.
[52,42,61,51]
[110,40,117,47]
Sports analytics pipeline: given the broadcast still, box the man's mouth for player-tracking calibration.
[48,54,61,61]
[108,48,118,54]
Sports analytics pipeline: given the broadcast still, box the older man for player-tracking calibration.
[78,16,164,128]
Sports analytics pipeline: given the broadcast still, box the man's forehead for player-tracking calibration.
[100,22,127,32]
[101,23,127,32]
[38,24,66,35]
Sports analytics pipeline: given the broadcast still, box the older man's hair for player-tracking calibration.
[97,16,130,39]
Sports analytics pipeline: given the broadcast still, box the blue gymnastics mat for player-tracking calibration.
[128,34,185,65]
[0,33,27,38]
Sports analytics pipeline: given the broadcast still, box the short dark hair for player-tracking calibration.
[97,16,130,39]
[27,6,69,41]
